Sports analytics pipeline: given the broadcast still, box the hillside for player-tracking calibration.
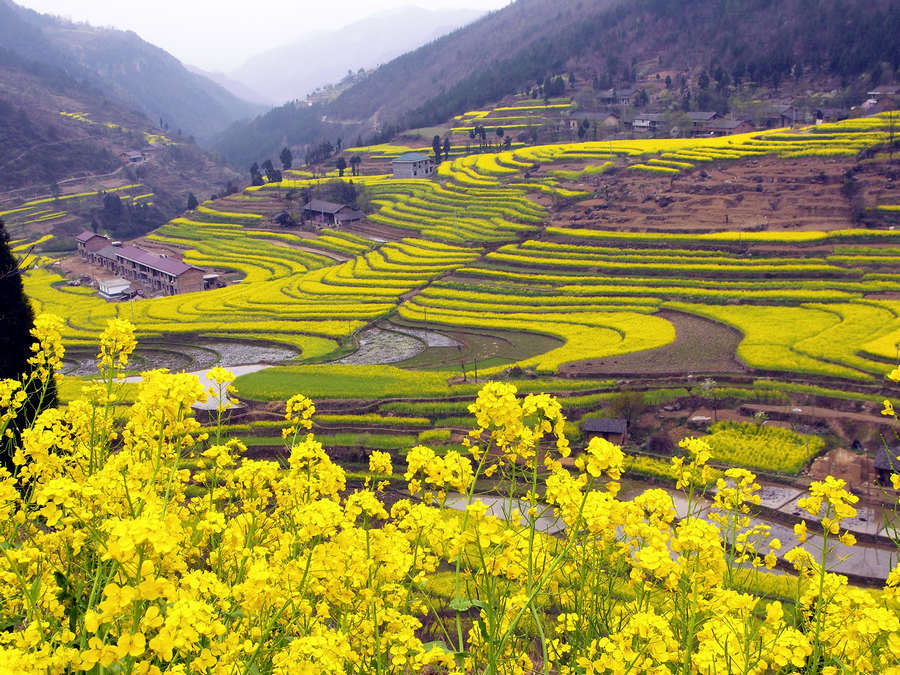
[0,50,241,245]
[228,6,486,105]
[212,0,900,166]
[0,0,263,140]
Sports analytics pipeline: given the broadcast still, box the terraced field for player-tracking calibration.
[17,111,900,383]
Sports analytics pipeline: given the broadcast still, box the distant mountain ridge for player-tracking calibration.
[212,0,900,167]
[227,6,486,105]
[0,0,264,140]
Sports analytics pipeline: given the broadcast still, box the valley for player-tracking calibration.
[3,0,900,670]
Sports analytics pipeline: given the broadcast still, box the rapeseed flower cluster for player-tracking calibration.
[1,315,899,673]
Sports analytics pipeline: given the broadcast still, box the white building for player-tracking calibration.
[98,277,133,300]
[392,152,434,179]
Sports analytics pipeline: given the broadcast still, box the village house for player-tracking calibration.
[119,151,145,164]
[581,418,628,446]
[867,85,900,97]
[566,112,620,131]
[98,277,132,300]
[874,445,900,487]
[596,89,617,105]
[816,108,850,123]
[631,112,663,132]
[615,88,637,106]
[113,245,205,295]
[391,152,434,179]
[864,85,900,111]
[75,231,110,258]
[685,111,719,134]
[706,118,756,136]
[302,199,365,227]
[76,231,209,296]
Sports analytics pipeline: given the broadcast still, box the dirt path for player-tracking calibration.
[0,165,126,205]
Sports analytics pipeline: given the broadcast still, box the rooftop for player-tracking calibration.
[874,446,900,472]
[94,245,120,262]
[582,418,628,434]
[686,111,719,121]
[707,118,752,130]
[393,152,431,162]
[76,230,107,243]
[335,208,365,221]
[304,199,347,214]
[114,245,193,276]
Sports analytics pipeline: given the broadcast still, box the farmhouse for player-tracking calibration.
[581,418,628,445]
[302,199,365,227]
[119,151,145,164]
[817,108,850,123]
[874,445,900,487]
[566,112,618,131]
[685,111,719,133]
[98,277,132,300]
[615,88,637,105]
[392,152,434,179]
[596,89,617,105]
[632,113,662,132]
[706,118,755,135]
[75,231,109,257]
[113,245,205,295]
[866,85,900,98]
[601,111,621,128]
[75,231,208,296]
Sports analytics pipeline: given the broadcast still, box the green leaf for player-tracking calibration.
[421,640,452,654]
[450,596,485,613]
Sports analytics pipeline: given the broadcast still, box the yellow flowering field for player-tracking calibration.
[16,111,900,384]
[1,318,899,673]
[701,421,825,474]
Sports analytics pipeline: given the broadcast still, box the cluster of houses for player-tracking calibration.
[861,85,900,113]
[565,85,900,137]
[574,99,851,137]
[629,111,757,136]
[75,231,218,299]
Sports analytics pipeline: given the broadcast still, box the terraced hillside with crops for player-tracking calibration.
[14,112,900,390]
[11,108,900,601]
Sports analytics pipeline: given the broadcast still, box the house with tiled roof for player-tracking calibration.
[76,231,207,296]
[706,118,755,135]
[392,152,434,179]
[75,231,109,258]
[113,245,205,295]
[302,199,365,227]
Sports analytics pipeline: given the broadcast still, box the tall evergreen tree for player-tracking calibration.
[432,135,442,162]
[0,220,34,386]
[0,220,56,472]
[280,147,293,170]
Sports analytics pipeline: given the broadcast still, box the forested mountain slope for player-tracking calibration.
[0,0,263,140]
[213,0,900,166]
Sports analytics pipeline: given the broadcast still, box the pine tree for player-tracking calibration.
[0,220,35,385]
[0,220,56,471]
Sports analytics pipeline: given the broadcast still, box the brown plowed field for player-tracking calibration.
[550,156,861,233]
[559,310,745,377]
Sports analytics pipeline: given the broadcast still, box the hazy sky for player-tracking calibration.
[15,1,513,71]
